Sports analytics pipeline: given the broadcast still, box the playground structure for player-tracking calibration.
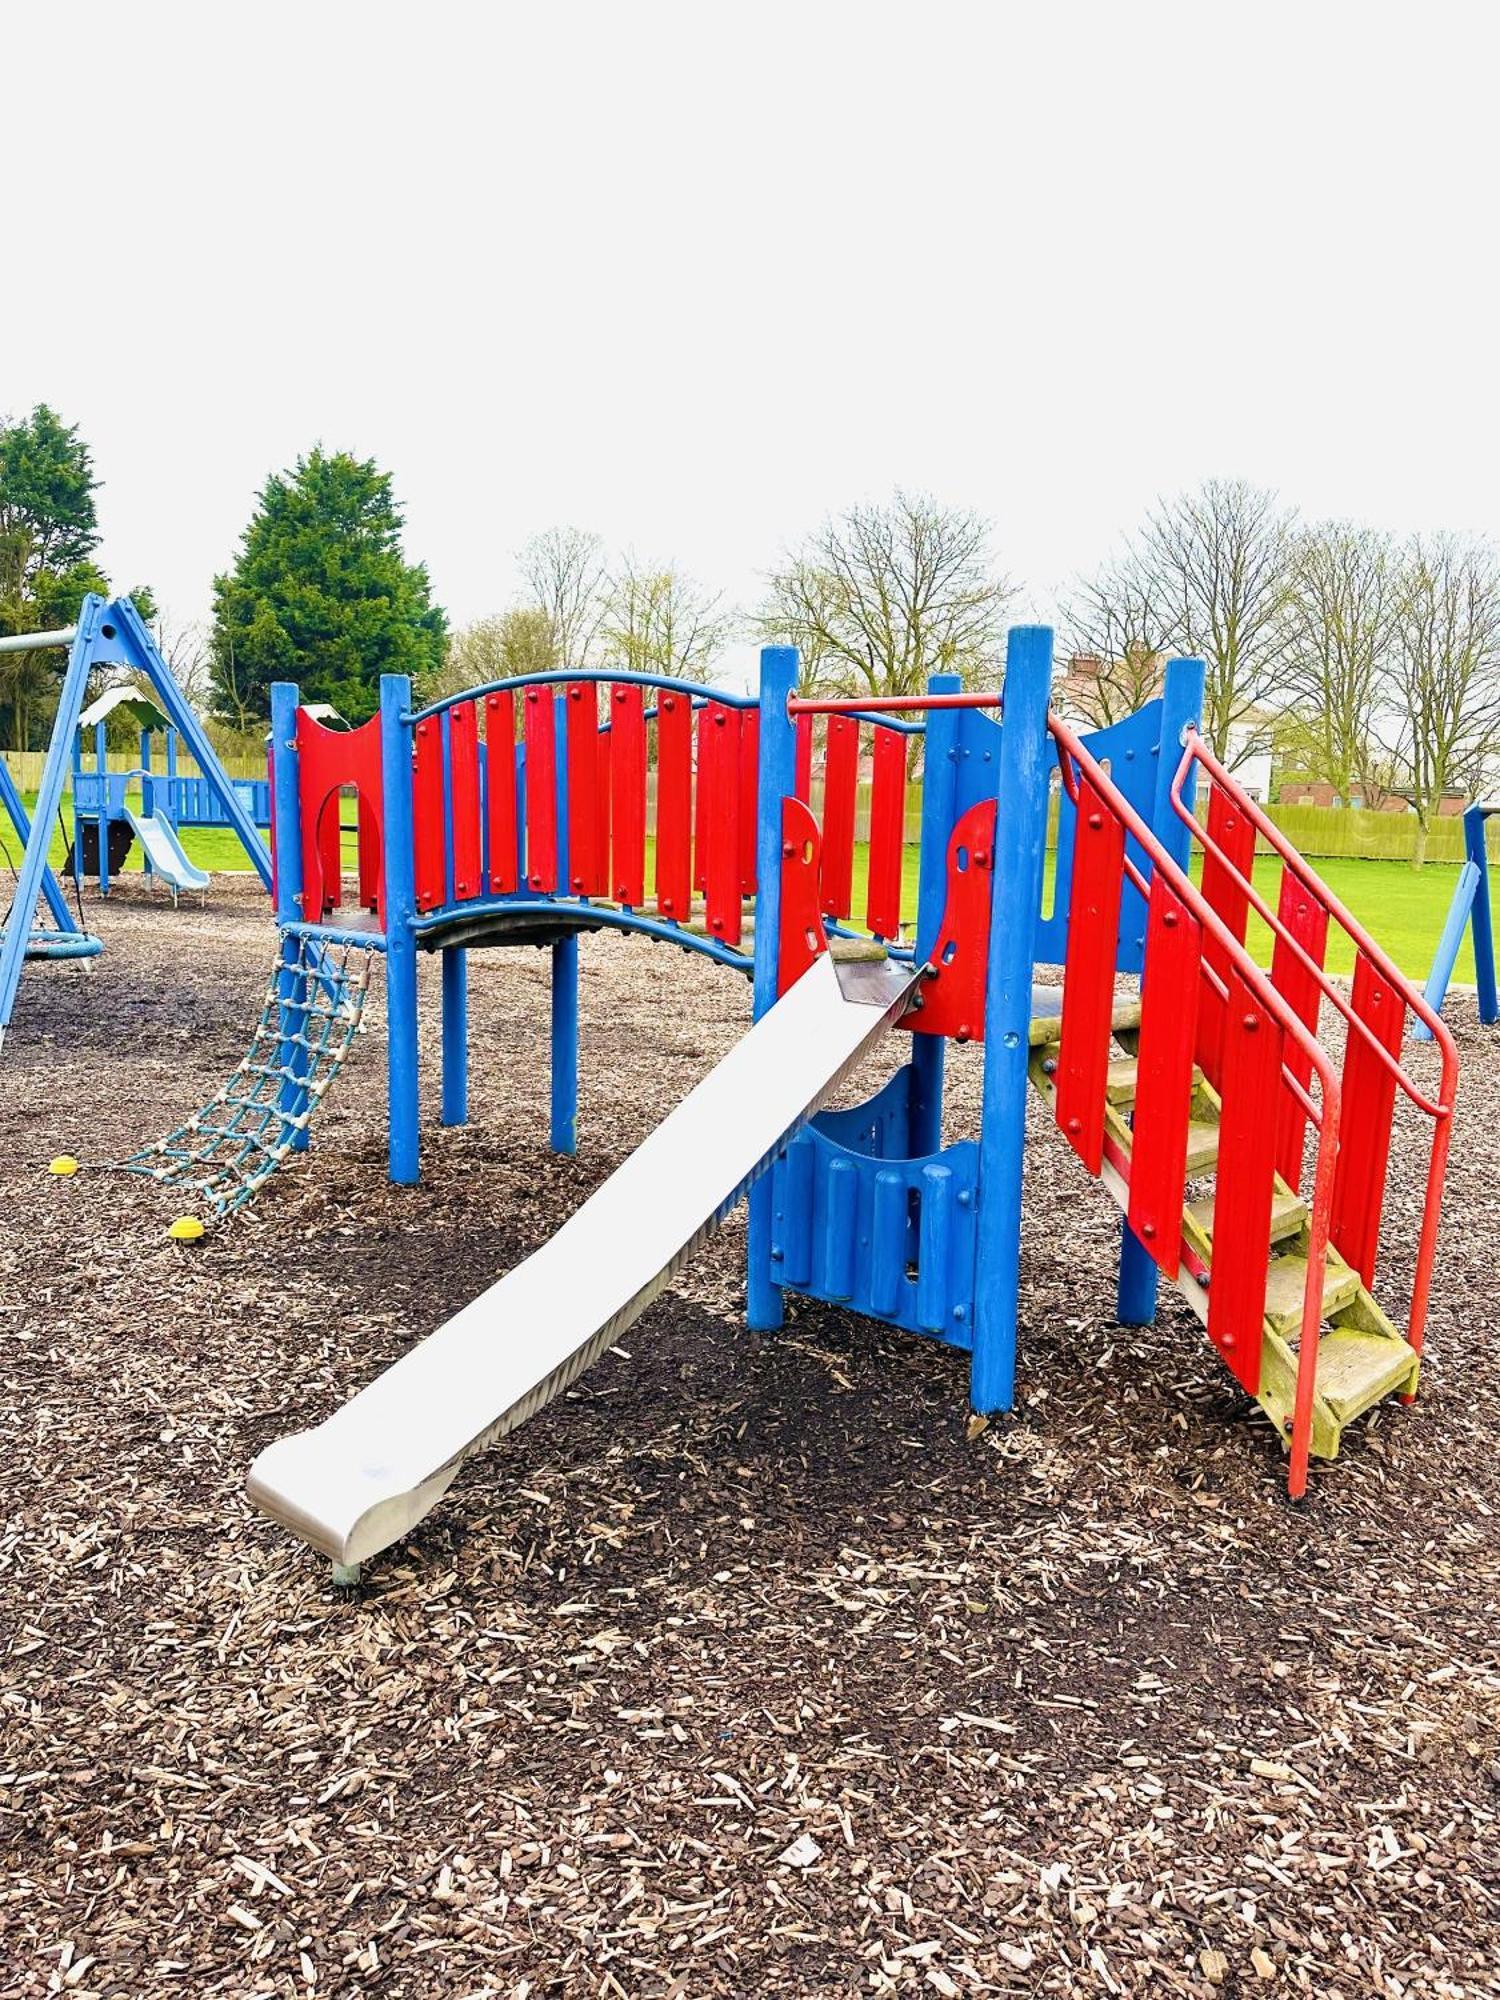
[0,596,272,1053]
[1416,801,1498,1037]
[243,630,1462,1578]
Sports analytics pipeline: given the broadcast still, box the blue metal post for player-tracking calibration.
[550,690,578,1153]
[0,601,104,1049]
[95,720,111,896]
[1117,655,1205,1326]
[380,673,421,1184]
[909,672,962,1154]
[748,645,801,1330]
[970,626,1054,1415]
[1467,805,1497,1026]
[269,682,313,1153]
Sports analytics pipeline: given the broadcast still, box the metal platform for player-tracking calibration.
[247,954,921,1571]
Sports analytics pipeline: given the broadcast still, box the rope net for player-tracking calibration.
[123,933,373,1221]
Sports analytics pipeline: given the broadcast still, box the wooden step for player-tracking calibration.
[1187,1186,1307,1247]
[1311,1328,1420,1423]
[1262,1254,1362,1337]
[1029,992,1142,1049]
[1183,1120,1221,1173]
[1107,1057,1205,1108]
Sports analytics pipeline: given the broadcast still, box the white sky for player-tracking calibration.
[6,1,1499,686]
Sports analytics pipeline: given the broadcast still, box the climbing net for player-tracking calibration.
[123,933,373,1221]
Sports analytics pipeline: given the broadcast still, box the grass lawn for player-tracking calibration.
[9,793,1476,985]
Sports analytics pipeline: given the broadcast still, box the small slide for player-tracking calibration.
[124,807,211,895]
[248,954,922,1571]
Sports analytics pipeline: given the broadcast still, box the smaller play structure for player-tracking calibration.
[0,595,272,1054]
[1415,802,1498,1038]
[238,630,1463,1578]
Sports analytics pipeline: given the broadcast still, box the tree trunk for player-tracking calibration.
[1411,812,1429,869]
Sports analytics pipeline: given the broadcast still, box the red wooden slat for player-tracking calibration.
[610,682,647,907]
[738,708,759,894]
[1127,874,1203,1275]
[655,687,693,921]
[484,692,518,894]
[1270,868,1330,1190]
[865,725,906,940]
[412,713,446,914]
[1206,968,1284,1395]
[1054,774,1127,1175]
[794,713,813,803]
[564,682,603,896]
[820,714,859,920]
[595,719,612,893]
[1195,782,1257,1088]
[779,797,826,993]
[693,703,709,894]
[1330,952,1405,1286]
[702,700,743,948]
[905,800,995,1042]
[449,700,482,902]
[522,685,557,892]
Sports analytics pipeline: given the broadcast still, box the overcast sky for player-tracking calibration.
[6,1,1499,681]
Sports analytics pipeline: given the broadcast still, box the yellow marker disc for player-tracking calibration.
[167,1215,206,1242]
[49,1156,80,1177]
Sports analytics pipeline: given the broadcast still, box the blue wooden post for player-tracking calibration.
[69,723,83,887]
[909,672,962,1154]
[95,719,111,896]
[748,645,801,1330]
[269,682,313,1153]
[139,724,156,882]
[970,626,1054,1415]
[1468,805,1497,1026]
[550,690,579,1154]
[1117,655,1205,1326]
[380,673,421,1185]
[164,725,179,826]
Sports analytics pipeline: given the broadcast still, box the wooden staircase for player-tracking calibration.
[1028,997,1421,1465]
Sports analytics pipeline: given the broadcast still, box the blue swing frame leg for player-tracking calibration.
[970,627,1054,1416]
[380,674,421,1185]
[747,645,800,1332]
[441,945,469,1127]
[1117,655,1205,1327]
[550,936,579,1154]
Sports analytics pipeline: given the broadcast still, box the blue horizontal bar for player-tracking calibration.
[411,896,754,972]
[281,921,388,952]
[412,668,759,724]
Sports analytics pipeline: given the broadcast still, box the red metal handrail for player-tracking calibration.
[1171,730,1458,1383]
[1050,714,1342,1496]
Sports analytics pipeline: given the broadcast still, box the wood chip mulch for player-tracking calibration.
[1,881,1498,1999]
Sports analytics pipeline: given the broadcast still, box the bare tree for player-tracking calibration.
[418,608,558,709]
[1380,535,1500,864]
[1134,478,1297,768]
[759,490,1012,699]
[153,613,212,710]
[519,527,607,670]
[1279,523,1395,806]
[1058,559,1173,727]
[599,559,732,680]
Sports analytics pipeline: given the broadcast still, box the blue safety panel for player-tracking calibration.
[952,705,1004,819]
[1035,696,1164,976]
[770,1067,980,1349]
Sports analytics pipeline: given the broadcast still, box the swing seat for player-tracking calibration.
[0,927,104,963]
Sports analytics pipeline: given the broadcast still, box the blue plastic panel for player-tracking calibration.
[1034,696,1164,975]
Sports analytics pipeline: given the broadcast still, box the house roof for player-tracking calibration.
[76,683,172,732]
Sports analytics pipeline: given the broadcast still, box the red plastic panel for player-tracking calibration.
[779,796,827,992]
[295,709,384,925]
[610,682,647,907]
[412,713,446,914]
[1196,782,1257,1089]
[449,700,482,901]
[655,687,693,921]
[522,685,557,893]
[865,725,907,941]
[738,707,760,894]
[693,703,709,894]
[1127,874,1203,1275]
[794,713,813,803]
[1054,774,1127,1175]
[1330,952,1406,1286]
[906,800,995,1042]
[1206,968,1285,1394]
[565,683,603,896]
[596,719,612,892]
[484,692,518,895]
[1270,869,1330,1191]
[701,701,743,947]
[820,714,859,920]
[317,790,341,915]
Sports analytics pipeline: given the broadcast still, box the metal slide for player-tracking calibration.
[124,807,211,895]
[248,954,922,1572]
